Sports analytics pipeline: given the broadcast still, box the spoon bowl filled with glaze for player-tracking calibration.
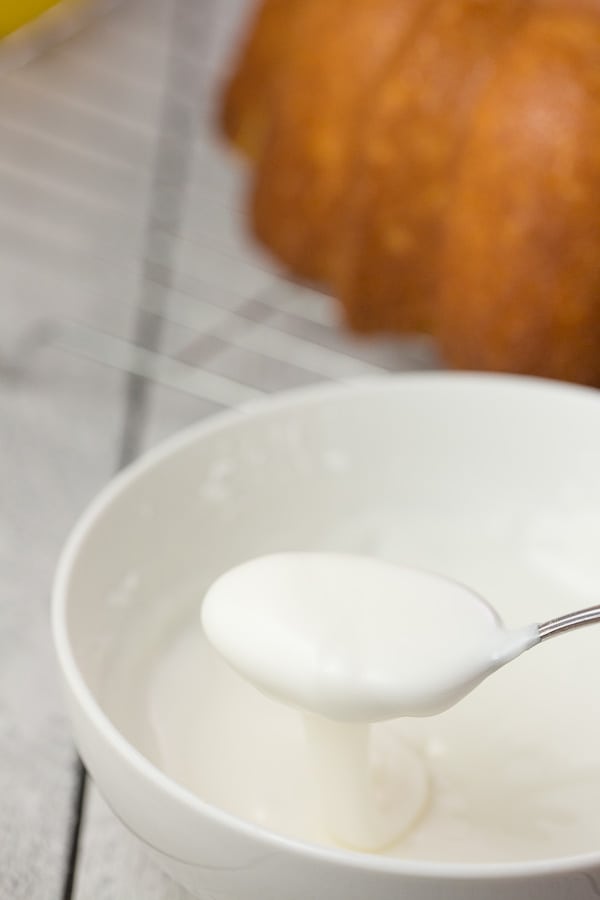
[53,374,600,900]
[201,552,543,723]
[202,550,600,722]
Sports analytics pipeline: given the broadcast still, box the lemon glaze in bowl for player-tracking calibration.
[53,373,600,900]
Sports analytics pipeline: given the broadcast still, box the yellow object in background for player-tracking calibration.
[0,1,62,37]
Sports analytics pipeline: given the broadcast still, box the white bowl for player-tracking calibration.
[53,374,600,900]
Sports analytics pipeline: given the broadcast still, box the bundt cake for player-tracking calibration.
[221,0,600,385]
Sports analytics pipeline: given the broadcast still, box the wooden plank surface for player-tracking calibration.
[0,1,436,897]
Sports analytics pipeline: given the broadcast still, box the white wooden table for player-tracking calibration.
[0,2,435,896]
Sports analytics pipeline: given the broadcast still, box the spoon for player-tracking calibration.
[201,552,600,722]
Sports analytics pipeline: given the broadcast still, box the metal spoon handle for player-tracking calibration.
[537,604,600,641]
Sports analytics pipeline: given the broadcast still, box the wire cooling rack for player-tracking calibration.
[0,5,439,895]
[1,0,438,417]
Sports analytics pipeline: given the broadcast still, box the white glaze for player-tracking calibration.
[302,713,429,851]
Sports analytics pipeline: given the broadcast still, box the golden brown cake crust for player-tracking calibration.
[330,0,531,335]
[437,11,600,385]
[250,0,428,284]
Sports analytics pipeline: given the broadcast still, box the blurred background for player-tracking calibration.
[0,2,436,898]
